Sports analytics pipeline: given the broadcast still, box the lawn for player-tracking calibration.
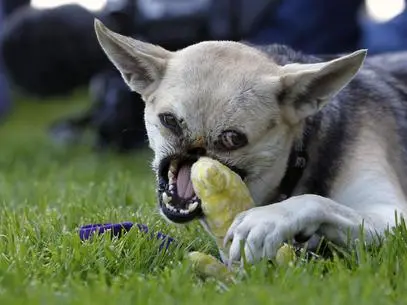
[1,91,407,305]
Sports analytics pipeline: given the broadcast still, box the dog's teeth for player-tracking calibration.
[188,201,199,212]
[170,160,179,171]
[169,160,179,182]
[168,171,175,181]
[169,165,177,174]
[162,193,172,204]
[165,203,176,212]
[169,184,175,191]
[179,209,189,215]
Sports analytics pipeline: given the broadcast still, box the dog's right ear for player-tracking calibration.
[278,49,366,124]
[94,19,172,97]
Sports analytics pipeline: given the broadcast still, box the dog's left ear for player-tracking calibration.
[279,49,367,124]
[94,19,172,98]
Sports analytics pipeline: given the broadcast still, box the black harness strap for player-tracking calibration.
[275,118,314,201]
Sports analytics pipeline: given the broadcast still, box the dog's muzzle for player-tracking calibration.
[157,154,247,223]
[157,155,203,223]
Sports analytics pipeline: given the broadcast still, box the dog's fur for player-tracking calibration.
[94,19,407,264]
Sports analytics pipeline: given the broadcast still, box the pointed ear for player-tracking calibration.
[278,50,367,124]
[94,19,172,96]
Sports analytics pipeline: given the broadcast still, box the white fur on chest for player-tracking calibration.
[331,129,407,229]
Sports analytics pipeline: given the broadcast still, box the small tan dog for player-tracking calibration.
[94,19,407,265]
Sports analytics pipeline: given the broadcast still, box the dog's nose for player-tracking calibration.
[188,136,206,156]
[187,147,206,156]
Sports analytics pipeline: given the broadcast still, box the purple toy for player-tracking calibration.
[79,222,176,251]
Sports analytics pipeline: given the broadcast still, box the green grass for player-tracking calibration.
[1,92,407,304]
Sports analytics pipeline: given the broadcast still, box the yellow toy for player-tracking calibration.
[191,157,254,251]
[188,157,296,282]
[187,251,235,284]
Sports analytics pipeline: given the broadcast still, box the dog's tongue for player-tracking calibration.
[176,164,195,199]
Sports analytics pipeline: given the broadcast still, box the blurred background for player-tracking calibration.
[1,0,407,154]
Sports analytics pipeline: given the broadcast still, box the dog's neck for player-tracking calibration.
[273,117,315,202]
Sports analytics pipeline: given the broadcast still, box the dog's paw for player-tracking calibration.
[223,195,323,264]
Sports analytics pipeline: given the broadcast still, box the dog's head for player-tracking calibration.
[94,20,366,223]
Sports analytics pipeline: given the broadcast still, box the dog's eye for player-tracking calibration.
[159,113,181,133]
[217,130,248,151]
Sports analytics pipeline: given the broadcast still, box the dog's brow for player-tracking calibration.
[231,87,254,105]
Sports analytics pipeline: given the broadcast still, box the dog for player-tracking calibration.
[94,19,407,264]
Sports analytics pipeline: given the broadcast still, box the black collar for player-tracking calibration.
[275,119,313,202]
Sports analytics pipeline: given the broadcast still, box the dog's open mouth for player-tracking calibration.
[158,155,248,223]
[158,156,203,223]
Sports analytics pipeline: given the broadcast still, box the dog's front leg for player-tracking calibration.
[223,194,380,264]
